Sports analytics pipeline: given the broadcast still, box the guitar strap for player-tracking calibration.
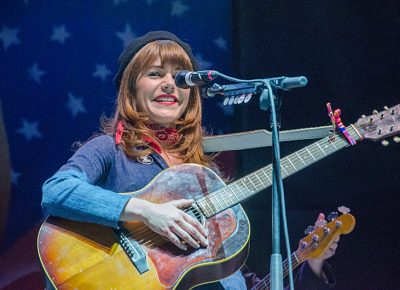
[202,125,332,152]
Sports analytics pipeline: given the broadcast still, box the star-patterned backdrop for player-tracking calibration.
[0,1,236,287]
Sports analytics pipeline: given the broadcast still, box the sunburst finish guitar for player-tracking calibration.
[37,104,400,289]
[251,208,356,290]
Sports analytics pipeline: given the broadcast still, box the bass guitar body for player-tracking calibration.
[37,164,250,290]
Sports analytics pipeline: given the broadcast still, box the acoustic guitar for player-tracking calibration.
[251,208,356,290]
[37,104,399,289]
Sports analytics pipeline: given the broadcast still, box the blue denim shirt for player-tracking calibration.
[41,134,246,290]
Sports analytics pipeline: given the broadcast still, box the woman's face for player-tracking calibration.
[135,58,190,128]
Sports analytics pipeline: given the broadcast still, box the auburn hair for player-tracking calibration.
[102,40,214,167]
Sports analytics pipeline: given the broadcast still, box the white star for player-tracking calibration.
[214,37,228,51]
[66,93,86,117]
[28,63,46,83]
[51,25,72,44]
[116,23,136,48]
[92,64,112,82]
[0,26,21,50]
[114,0,127,5]
[11,169,21,186]
[16,118,42,141]
[171,0,190,17]
[195,53,213,69]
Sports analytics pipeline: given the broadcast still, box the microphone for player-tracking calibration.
[175,70,218,89]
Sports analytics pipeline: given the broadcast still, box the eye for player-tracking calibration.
[148,70,162,77]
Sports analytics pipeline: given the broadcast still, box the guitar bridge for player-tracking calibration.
[113,227,149,274]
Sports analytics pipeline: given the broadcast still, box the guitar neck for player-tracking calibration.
[197,125,362,218]
[251,251,304,290]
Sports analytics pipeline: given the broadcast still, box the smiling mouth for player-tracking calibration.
[153,95,178,104]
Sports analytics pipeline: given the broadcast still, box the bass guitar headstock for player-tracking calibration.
[355,104,400,144]
[296,207,356,261]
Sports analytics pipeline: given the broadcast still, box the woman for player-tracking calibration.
[41,31,335,289]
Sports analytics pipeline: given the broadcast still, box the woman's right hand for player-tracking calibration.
[121,198,208,251]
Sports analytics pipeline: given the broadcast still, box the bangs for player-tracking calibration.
[133,40,194,76]
[158,40,194,70]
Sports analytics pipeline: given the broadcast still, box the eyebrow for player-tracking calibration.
[147,65,163,69]
[147,65,182,71]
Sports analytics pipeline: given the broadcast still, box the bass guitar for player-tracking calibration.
[251,208,356,290]
[37,104,399,289]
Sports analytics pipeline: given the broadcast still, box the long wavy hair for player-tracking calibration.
[102,40,214,167]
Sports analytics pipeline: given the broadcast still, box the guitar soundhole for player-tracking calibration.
[185,204,206,227]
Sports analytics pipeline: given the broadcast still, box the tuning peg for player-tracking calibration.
[381,140,390,146]
[312,234,319,242]
[335,220,343,228]
[361,114,366,118]
[338,206,350,214]
[304,225,315,235]
[384,106,389,110]
[323,227,331,235]
[315,219,327,228]
[393,136,400,143]
[327,212,338,221]
[373,110,379,115]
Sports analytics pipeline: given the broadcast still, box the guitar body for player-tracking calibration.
[37,164,250,290]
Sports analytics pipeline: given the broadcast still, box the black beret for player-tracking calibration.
[113,30,198,90]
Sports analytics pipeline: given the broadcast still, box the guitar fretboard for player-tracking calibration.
[197,125,361,218]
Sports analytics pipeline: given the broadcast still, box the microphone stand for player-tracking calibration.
[201,71,305,290]
[260,82,293,290]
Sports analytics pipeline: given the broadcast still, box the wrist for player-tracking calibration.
[307,259,324,278]
[120,198,149,222]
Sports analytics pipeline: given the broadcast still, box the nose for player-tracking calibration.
[161,73,175,94]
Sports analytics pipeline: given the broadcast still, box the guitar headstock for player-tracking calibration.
[296,209,356,261]
[355,104,400,142]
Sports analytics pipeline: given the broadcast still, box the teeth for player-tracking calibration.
[156,97,176,102]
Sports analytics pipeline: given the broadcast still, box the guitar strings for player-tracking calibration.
[122,206,204,248]
[198,132,350,218]
[251,246,317,290]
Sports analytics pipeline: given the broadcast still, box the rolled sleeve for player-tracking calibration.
[42,169,131,228]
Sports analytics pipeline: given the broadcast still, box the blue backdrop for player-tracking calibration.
[0,1,237,288]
